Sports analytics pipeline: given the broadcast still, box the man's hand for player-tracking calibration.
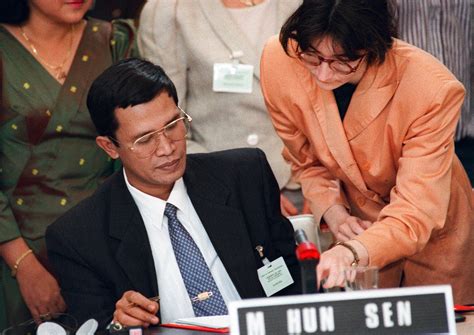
[113,291,159,328]
[16,255,66,323]
[280,194,298,216]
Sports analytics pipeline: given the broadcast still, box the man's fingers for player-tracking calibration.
[115,309,151,328]
[115,291,160,328]
[124,291,156,312]
[57,295,67,313]
[126,306,158,325]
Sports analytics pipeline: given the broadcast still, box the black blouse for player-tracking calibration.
[333,83,357,121]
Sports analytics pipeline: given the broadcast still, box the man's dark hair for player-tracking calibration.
[0,0,29,24]
[280,0,398,65]
[87,58,178,144]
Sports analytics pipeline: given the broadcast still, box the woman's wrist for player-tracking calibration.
[322,204,349,230]
[345,240,369,266]
[0,237,31,268]
[11,249,33,278]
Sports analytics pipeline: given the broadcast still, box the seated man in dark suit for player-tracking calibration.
[45,58,301,330]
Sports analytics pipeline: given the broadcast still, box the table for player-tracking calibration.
[457,312,474,334]
[145,313,474,335]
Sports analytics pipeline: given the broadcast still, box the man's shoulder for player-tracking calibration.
[187,147,266,170]
[185,148,272,192]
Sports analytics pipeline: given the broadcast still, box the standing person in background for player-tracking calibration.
[138,0,308,215]
[394,0,473,184]
[87,0,145,21]
[394,0,472,141]
[0,0,135,329]
[260,0,474,303]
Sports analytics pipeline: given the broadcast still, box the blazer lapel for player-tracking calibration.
[198,0,258,79]
[184,157,261,298]
[108,172,158,298]
[343,57,399,141]
[294,56,396,202]
[294,62,364,187]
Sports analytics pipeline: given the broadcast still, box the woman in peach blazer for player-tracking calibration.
[261,0,474,303]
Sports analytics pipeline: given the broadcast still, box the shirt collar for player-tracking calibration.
[123,168,189,229]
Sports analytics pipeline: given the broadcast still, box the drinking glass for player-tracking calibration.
[344,266,379,291]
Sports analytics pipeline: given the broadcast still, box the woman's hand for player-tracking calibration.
[0,238,66,323]
[113,291,159,328]
[334,216,372,241]
[317,240,369,289]
[16,255,66,323]
[323,205,372,241]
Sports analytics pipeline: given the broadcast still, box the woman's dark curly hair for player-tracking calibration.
[280,0,398,65]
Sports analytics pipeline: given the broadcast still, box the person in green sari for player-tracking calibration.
[0,0,135,329]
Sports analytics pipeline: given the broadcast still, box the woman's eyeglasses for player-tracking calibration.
[297,51,366,75]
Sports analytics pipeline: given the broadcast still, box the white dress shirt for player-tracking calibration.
[123,169,241,323]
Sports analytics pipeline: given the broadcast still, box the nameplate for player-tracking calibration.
[229,285,455,334]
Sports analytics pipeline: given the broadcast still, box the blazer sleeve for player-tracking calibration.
[355,79,466,267]
[46,224,116,329]
[260,38,350,223]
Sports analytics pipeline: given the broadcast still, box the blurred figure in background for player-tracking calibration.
[138,0,309,216]
[394,0,473,184]
[87,0,145,21]
[0,0,135,329]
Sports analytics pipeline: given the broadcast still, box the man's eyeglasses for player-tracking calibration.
[109,106,192,159]
[297,51,366,75]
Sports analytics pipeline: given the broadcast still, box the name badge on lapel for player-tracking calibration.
[255,245,294,297]
[213,51,253,94]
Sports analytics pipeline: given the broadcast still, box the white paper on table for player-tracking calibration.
[173,315,229,329]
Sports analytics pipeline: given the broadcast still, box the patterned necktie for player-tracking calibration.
[164,203,228,316]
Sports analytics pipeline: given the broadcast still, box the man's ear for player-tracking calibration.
[96,136,120,159]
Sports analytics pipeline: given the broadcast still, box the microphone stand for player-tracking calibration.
[295,229,321,294]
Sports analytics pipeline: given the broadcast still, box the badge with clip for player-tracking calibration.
[213,50,254,94]
[255,245,294,297]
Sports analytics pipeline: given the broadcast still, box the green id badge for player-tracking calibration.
[213,63,254,93]
[257,256,294,297]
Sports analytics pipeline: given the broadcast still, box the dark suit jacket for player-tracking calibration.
[46,148,301,328]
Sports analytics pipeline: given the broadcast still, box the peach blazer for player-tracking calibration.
[261,36,474,303]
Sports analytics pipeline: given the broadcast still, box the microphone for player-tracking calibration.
[37,322,67,335]
[76,319,98,335]
[295,229,320,294]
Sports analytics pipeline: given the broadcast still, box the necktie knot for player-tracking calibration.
[164,203,178,221]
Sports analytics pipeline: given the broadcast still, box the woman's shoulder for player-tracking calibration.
[390,39,460,86]
[261,35,298,74]
[263,35,290,58]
